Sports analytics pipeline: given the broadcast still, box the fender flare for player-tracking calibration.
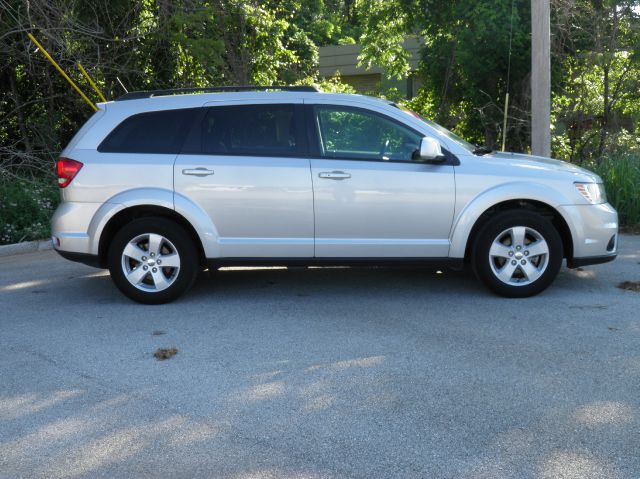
[87,188,220,258]
[448,182,578,258]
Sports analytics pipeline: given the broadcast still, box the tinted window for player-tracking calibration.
[98,108,196,153]
[315,106,421,161]
[202,104,300,156]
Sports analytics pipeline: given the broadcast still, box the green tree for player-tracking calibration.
[551,0,640,163]
[358,0,639,158]
[359,0,532,150]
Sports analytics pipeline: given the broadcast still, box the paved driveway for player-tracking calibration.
[0,236,639,479]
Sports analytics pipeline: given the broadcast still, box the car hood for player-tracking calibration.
[484,151,602,182]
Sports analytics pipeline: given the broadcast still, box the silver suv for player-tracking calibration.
[52,86,618,304]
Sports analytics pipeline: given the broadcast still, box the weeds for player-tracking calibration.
[593,152,640,226]
[0,175,58,245]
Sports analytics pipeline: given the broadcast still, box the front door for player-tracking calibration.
[308,104,456,257]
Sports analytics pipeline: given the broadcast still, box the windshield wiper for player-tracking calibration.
[472,145,494,155]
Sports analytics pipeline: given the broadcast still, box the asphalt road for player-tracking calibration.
[1,236,639,479]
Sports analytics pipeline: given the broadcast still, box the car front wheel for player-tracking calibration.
[108,217,199,304]
[473,210,563,297]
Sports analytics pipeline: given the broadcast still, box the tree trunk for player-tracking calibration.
[484,125,497,150]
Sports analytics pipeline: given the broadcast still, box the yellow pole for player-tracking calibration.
[27,33,98,112]
[501,92,509,152]
[77,63,107,103]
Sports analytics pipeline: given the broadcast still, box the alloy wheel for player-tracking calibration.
[121,233,181,292]
[488,226,550,286]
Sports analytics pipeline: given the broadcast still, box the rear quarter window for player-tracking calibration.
[98,108,197,153]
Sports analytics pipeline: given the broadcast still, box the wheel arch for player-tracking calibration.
[460,199,573,262]
[97,205,207,268]
[449,182,576,261]
[86,188,219,268]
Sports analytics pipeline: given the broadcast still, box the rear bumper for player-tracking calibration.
[55,249,102,268]
[51,201,102,255]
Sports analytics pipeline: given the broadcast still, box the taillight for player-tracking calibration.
[56,157,83,188]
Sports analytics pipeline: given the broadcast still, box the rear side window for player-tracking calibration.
[98,108,196,153]
[200,104,301,156]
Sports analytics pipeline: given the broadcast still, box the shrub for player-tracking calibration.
[592,152,640,226]
[0,176,59,244]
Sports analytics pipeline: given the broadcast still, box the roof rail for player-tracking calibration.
[116,85,319,101]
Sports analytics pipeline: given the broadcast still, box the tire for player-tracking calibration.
[108,217,199,304]
[472,210,563,298]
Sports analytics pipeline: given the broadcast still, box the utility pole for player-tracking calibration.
[531,0,551,157]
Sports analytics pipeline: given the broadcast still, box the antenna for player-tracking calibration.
[116,77,129,94]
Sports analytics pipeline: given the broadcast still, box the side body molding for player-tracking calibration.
[86,188,220,257]
[448,182,578,258]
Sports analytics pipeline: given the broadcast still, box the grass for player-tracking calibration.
[593,152,640,227]
[0,175,59,245]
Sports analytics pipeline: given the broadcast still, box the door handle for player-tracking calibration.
[182,167,214,177]
[318,171,351,180]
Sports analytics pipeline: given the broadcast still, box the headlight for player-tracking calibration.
[574,182,607,204]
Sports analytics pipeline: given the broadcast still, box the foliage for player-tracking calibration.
[0,176,58,244]
[0,0,363,167]
[358,0,412,79]
[593,152,640,226]
[358,0,639,163]
[309,74,357,94]
[550,1,640,165]
[358,0,532,150]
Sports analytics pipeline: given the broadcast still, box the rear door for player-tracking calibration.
[174,100,314,258]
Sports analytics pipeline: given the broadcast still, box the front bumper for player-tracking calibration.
[567,254,616,268]
[558,202,618,268]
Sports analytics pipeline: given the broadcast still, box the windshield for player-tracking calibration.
[395,106,477,153]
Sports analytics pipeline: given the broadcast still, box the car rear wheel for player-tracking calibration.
[108,217,198,304]
[472,210,563,297]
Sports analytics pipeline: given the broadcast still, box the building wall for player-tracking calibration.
[319,37,423,99]
[340,74,382,94]
[338,73,422,100]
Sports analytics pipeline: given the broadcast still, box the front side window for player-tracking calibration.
[202,104,300,156]
[315,106,421,161]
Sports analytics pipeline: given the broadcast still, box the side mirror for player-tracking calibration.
[416,137,445,162]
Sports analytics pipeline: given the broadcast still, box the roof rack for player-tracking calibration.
[116,85,319,101]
